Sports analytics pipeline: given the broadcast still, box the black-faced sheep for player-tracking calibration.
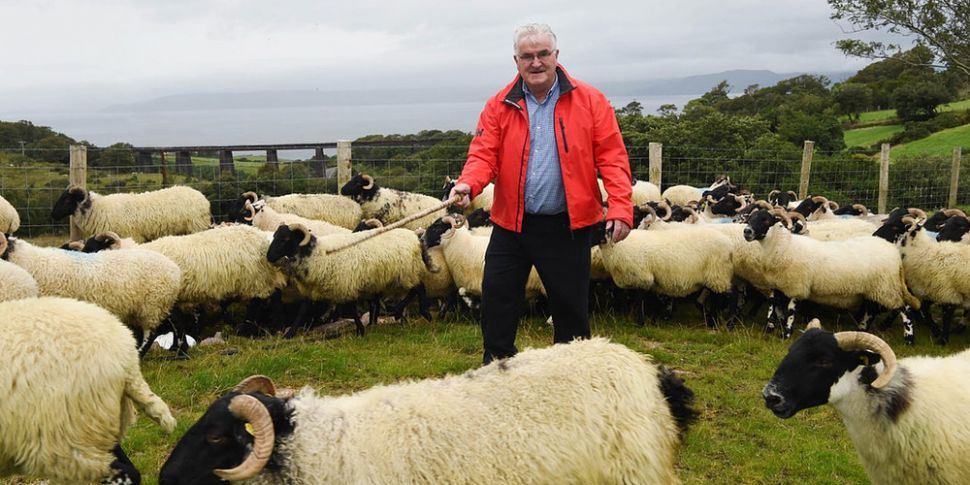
[237,191,363,230]
[0,297,176,484]
[764,319,970,485]
[50,184,211,242]
[340,174,446,230]
[159,338,696,485]
[0,234,37,302]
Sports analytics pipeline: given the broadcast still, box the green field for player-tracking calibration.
[844,124,904,148]
[3,274,961,484]
[845,98,970,124]
[892,123,970,158]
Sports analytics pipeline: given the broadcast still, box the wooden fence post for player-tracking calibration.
[337,140,352,191]
[798,140,814,200]
[949,147,962,208]
[648,142,662,188]
[878,143,891,214]
[69,145,87,241]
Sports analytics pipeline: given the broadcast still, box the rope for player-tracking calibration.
[324,194,462,254]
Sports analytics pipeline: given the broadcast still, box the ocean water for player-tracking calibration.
[1,93,698,156]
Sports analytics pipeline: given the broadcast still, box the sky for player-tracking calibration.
[0,0,908,145]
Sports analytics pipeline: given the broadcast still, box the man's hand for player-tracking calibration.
[605,219,631,243]
[448,182,472,208]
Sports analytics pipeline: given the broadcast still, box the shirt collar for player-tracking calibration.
[522,76,560,103]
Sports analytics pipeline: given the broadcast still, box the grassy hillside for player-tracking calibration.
[892,123,970,158]
[844,124,904,148]
[845,98,970,124]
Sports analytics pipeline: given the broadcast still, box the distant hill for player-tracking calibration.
[102,69,855,113]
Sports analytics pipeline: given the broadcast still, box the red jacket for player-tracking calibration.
[458,66,633,232]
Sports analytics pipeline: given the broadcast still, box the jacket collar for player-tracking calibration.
[503,65,575,106]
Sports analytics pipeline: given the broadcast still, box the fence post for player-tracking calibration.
[337,140,352,191]
[69,145,87,241]
[798,140,814,199]
[648,142,662,188]
[949,147,962,208]
[159,151,169,186]
[878,143,891,214]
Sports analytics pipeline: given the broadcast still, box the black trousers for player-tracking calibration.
[481,213,593,364]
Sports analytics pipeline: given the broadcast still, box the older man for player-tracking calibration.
[450,23,633,364]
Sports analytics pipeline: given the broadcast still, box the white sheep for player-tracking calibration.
[742,208,920,342]
[0,296,176,484]
[598,178,661,205]
[765,320,970,485]
[243,199,350,236]
[0,193,19,234]
[240,191,363,230]
[159,338,696,485]
[0,234,38,302]
[51,184,211,242]
[340,174,446,230]
[266,222,431,334]
[2,235,181,346]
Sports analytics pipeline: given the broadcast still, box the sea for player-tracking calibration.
[0,93,698,158]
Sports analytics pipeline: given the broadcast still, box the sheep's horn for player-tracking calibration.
[907,208,927,220]
[442,215,456,227]
[0,233,7,255]
[811,196,829,204]
[657,200,672,221]
[288,223,313,246]
[853,204,869,216]
[682,206,698,224]
[361,174,374,190]
[827,200,840,211]
[769,208,792,228]
[787,191,797,199]
[943,208,966,218]
[806,318,822,330]
[641,204,659,226]
[768,189,780,199]
[241,191,259,203]
[213,395,275,480]
[243,200,256,222]
[832,331,897,389]
[234,375,276,396]
[364,218,382,228]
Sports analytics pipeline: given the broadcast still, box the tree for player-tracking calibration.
[95,143,136,168]
[828,0,970,78]
[892,80,952,121]
[832,82,873,122]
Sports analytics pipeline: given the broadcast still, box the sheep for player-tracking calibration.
[767,189,798,209]
[0,193,19,234]
[742,208,920,342]
[0,234,38,302]
[936,214,970,243]
[50,184,211,242]
[441,177,495,215]
[0,296,176,484]
[340,174,446,230]
[660,176,734,206]
[1,234,181,350]
[159,337,697,485]
[242,199,350,236]
[596,211,735,327]
[764,319,970,485]
[266,222,431,335]
[237,191,363,230]
[420,216,546,309]
[597,178,661,205]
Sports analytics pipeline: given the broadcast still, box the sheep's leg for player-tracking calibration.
[661,294,675,320]
[901,306,917,345]
[392,285,428,321]
[854,302,876,331]
[781,296,798,340]
[282,301,314,339]
[937,304,956,346]
[635,290,647,327]
[696,289,717,328]
[103,445,140,485]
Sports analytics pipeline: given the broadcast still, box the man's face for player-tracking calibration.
[514,34,559,93]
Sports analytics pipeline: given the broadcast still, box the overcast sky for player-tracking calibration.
[0,0,908,145]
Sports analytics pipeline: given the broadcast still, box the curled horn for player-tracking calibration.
[234,375,276,396]
[641,204,659,226]
[0,233,7,256]
[442,215,466,229]
[787,190,797,199]
[852,204,869,216]
[768,208,792,228]
[657,200,672,221]
[361,174,374,190]
[241,191,259,204]
[806,318,823,330]
[768,189,780,200]
[942,208,967,218]
[787,211,808,233]
[213,395,276,481]
[288,223,313,246]
[682,206,699,224]
[96,231,122,248]
[907,208,927,220]
[243,200,256,222]
[833,331,897,389]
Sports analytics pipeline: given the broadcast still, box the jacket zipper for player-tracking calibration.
[511,100,527,229]
[558,117,569,153]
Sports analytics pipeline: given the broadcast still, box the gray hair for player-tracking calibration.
[513,23,557,53]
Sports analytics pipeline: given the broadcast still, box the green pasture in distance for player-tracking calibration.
[843,124,904,148]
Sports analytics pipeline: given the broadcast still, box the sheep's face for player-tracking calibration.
[267,225,314,263]
[421,218,451,248]
[872,214,910,243]
[81,234,115,253]
[790,197,821,218]
[742,210,781,242]
[50,187,88,220]
[465,208,492,228]
[763,329,879,419]
[937,216,970,243]
[707,195,743,217]
[768,190,796,208]
[159,391,293,485]
[340,174,379,202]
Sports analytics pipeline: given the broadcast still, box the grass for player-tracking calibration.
[844,98,970,124]
[3,286,962,484]
[892,123,970,158]
[844,124,904,148]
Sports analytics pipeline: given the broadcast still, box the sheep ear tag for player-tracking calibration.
[245,423,255,436]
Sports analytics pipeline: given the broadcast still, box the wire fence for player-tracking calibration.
[0,142,967,237]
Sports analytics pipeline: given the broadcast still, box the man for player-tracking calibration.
[449,23,633,364]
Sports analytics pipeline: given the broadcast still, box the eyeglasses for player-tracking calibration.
[516,49,555,63]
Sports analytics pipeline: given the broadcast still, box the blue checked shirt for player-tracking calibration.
[522,78,566,215]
